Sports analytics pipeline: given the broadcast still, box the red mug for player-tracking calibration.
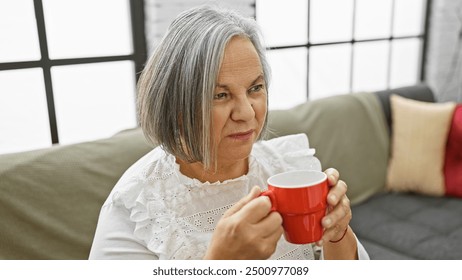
[261,170,328,244]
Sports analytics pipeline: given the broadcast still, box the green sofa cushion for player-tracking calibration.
[0,128,152,259]
[267,92,390,205]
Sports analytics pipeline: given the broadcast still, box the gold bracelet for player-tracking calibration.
[329,227,348,243]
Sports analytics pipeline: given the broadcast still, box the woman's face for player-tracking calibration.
[211,36,267,167]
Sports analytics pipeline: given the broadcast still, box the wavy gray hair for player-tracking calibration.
[137,5,271,169]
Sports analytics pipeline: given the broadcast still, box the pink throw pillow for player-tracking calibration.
[444,104,462,197]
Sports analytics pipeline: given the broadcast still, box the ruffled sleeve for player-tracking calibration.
[109,153,208,259]
[252,133,322,174]
[113,180,203,259]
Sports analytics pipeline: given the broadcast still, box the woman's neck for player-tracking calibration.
[176,157,249,183]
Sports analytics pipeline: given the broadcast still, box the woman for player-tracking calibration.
[89,5,369,260]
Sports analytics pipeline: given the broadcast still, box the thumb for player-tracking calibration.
[223,186,262,218]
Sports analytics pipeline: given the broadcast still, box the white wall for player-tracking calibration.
[144,0,255,55]
[426,0,462,102]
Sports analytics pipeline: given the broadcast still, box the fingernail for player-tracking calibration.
[329,194,337,202]
[324,218,332,226]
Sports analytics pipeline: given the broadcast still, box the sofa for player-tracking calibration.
[1,84,461,260]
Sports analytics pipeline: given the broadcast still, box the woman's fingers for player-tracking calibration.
[259,211,283,237]
[323,195,351,227]
[320,168,353,244]
[237,194,273,223]
[324,168,340,186]
[207,186,282,259]
[321,195,352,243]
[327,180,348,205]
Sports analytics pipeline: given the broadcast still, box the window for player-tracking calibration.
[0,0,146,154]
[256,0,429,110]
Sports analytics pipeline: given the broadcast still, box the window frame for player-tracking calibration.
[256,0,432,99]
[0,0,147,144]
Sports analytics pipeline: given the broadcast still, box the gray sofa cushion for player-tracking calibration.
[351,192,462,259]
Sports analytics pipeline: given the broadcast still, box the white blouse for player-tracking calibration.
[89,134,369,260]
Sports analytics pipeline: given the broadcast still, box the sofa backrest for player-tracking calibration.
[375,84,435,135]
[0,129,153,259]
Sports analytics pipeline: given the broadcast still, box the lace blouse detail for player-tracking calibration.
[110,133,320,260]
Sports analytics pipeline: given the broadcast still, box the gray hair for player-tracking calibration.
[137,5,271,169]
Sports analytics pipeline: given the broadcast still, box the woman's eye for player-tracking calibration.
[213,92,228,100]
[249,84,264,93]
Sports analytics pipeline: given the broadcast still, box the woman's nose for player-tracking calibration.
[230,96,255,122]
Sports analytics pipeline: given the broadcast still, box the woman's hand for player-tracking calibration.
[318,168,352,244]
[319,168,358,259]
[204,186,283,260]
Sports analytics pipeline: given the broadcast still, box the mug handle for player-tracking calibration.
[259,190,277,212]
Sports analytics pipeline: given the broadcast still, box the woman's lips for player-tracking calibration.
[228,129,254,141]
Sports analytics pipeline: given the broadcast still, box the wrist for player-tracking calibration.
[329,226,349,243]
